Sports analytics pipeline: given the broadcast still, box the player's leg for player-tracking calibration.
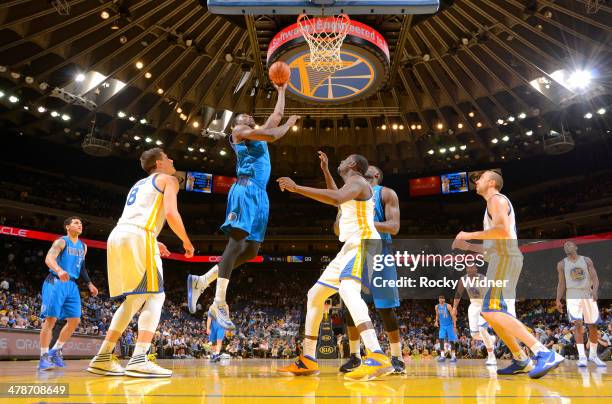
[339,308,362,372]
[479,326,497,366]
[340,279,393,381]
[574,318,587,366]
[39,317,57,370]
[583,299,606,367]
[470,304,496,365]
[39,277,62,370]
[49,281,82,368]
[87,294,147,376]
[125,293,171,377]
[378,308,405,374]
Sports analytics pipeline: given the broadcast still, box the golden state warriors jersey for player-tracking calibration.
[338,185,380,243]
[563,256,592,298]
[483,193,521,257]
[117,174,166,237]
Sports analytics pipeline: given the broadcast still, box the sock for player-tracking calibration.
[304,338,317,359]
[349,339,360,356]
[215,278,229,304]
[41,347,49,356]
[451,351,456,359]
[98,340,116,355]
[589,342,598,358]
[512,350,529,361]
[360,329,382,354]
[530,341,549,355]
[577,343,586,358]
[52,340,65,351]
[479,327,494,351]
[197,266,218,289]
[133,342,151,357]
[390,341,402,357]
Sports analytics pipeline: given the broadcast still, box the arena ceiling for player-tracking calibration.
[0,0,610,177]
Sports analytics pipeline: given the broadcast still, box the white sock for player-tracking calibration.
[390,341,402,357]
[52,340,65,350]
[349,338,360,355]
[215,277,229,304]
[589,342,598,358]
[133,342,151,357]
[530,341,549,355]
[98,340,116,355]
[479,327,494,351]
[41,347,49,356]
[304,338,317,359]
[360,329,382,353]
[577,343,586,358]
[197,266,218,289]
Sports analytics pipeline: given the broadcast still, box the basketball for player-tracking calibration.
[269,61,291,85]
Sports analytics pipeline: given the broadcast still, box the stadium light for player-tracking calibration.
[491,138,499,144]
[567,70,592,90]
[155,140,163,146]
[118,111,126,118]
[8,95,19,103]
[75,73,85,82]
[439,148,447,154]
[507,116,515,122]
[61,114,70,121]
[145,137,152,143]
[220,149,227,156]
[449,146,456,152]
[427,149,434,155]
[525,130,533,136]
[133,135,141,140]
[37,106,46,113]
[50,111,59,117]
[597,108,606,115]
[502,135,509,142]
[140,118,147,124]
[518,112,527,119]
[584,112,593,119]
[460,145,467,150]
[187,147,194,152]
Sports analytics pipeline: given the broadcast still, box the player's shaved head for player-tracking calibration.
[485,170,503,191]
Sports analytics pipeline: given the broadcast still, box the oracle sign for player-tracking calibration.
[0,226,28,237]
[0,329,108,358]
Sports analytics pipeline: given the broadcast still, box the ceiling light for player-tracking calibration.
[439,148,447,154]
[491,138,498,144]
[292,125,298,132]
[399,124,404,130]
[50,111,59,117]
[460,145,467,150]
[502,135,509,142]
[518,112,527,119]
[144,72,152,79]
[457,123,463,129]
[597,108,606,115]
[118,111,126,118]
[497,118,505,125]
[192,121,199,128]
[437,123,444,130]
[449,146,456,152]
[392,124,398,130]
[180,113,187,120]
[100,10,110,19]
[507,116,515,122]
[135,61,144,69]
[468,111,475,117]
[145,137,152,143]
[75,73,86,82]
[61,114,70,121]
[129,116,136,122]
[140,118,147,124]
[8,95,19,103]
[199,148,205,153]
[37,106,46,113]
[0,91,4,98]
[23,106,29,110]
[111,24,120,30]
[567,70,592,90]
[410,124,416,130]
[133,135,141,140]
[155,140,163,146]
[176,107,183,114]
[427,149,434,155]
[220,149,227,156]
[584,112,593,119]
[188,147,194,152]
[416,124,422,130]
[476,122,482,128]
[525,130,533,136]
[381,124,387,130]
[157,88,164,95]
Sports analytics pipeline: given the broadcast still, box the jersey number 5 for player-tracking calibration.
[126,187,139,206]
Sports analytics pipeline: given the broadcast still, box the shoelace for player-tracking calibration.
[147,353,158,363]
[110,354,121,365]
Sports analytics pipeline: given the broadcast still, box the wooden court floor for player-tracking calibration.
[0,358,609,403]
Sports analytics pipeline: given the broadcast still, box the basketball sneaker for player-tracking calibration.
[589,355,606,368]
[344,352,394,381]
[450,356,458,363]
[528,350,565,379]
[210,353,221,363]
[497,358,533,375]
[125,353,172,378]
[87,353,125,376]
[437,355,446,362]
[577,357,588,367]
[391,356,406,374]
[187,274,204,314]
[339,354,361,373]
[38,353,55,371]
[485,354,497,366]
[209,301,236,330]
[277,355,320,376]
[49,348,66,368]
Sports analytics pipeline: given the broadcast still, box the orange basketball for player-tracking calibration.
[269,61,291,85]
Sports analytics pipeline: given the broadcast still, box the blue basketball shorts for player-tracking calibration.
[220,178,269,243]
[40,275,81,320]
[439,325,457,342]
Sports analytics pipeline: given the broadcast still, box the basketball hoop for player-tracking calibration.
[586,0,603,14]
[297,13,350,73]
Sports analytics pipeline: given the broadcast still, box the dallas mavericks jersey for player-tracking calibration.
[373,185,391,242]
[462,273,487,304]
[483,193,521,256]
[564,256,592,298]
[438,304,452,327]
[231,138,271,189]
[117,173,166,237]
[338,184,380,243]
[50,236,85,279]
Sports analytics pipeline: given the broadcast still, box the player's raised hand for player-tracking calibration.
[273,82,288,92]
[286,115,300,127]
[318,151,329,171]
[57,268,70,282]
[277,177,297,192]
[555,299,563,313]
[183,240,195,259]
[158,241,171,257]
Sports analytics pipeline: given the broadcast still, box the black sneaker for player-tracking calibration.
[339,354,362,373]
[391,356,406,374]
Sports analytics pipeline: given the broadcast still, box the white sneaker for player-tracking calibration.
[576,357,587,367]
[209,301,236,330]
[187,274,207,314]
[589,355,606,368]
[125,354,172,378]
[486,355,497,366]
[87,353,125,376]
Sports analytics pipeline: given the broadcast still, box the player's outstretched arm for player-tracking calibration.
[160,175,194,258]
[277,176,362,206]
[434,304,439,327]
[235,115,299,143]
[261,83,286,129]
[586,257,599,301]
[318,151,338,190]
[453,281,465,314]
[375,187,400,235]
[45,238,69,281]
[555,261,566,312]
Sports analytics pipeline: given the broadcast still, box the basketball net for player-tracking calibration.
[585,0,603,14]
[297,13,350,73]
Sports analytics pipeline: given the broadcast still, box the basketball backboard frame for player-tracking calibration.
[205,0,439,15]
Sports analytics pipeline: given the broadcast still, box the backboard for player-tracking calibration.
[206,0,439,15]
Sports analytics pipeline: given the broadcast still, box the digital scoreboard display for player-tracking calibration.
[185,171,212,193]
[440,171,468,194]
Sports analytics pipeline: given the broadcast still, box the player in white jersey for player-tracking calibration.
[452,170,564,378]
[453,264,497,366]
[276,154,393,381]
[556,241,605,367]
[87,148,194,378]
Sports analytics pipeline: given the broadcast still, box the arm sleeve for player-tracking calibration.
[79,264,91,284]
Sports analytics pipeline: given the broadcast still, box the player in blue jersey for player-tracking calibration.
[207,309,226,362]
[319,157,405,374]
[38,216,99,370]
[435,295,458,362]
[187,82,299,329]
